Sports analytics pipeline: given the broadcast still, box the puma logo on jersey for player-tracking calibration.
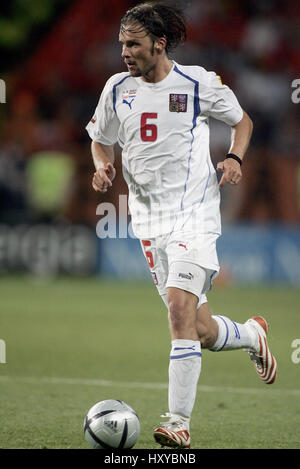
[122,98,134,109]
[122,90,137,109]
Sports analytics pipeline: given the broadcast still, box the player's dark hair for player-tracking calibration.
[120,1,186,54]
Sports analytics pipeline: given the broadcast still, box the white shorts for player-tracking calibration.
[140,231,220,309]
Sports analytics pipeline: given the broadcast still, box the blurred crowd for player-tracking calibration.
[0,0,299,227]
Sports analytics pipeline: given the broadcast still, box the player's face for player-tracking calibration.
[119,24,158,78]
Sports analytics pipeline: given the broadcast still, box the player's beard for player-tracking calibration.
[140,44,156,79]
[134,61,156,80]
[141,63,156,81]
[128,63,155,80]
[128,44,156,79]
[128,67,142,77]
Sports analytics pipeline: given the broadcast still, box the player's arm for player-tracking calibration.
[91,141,116,193]
[217,110,253,187]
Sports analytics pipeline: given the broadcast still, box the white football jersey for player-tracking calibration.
[86,61,243,238]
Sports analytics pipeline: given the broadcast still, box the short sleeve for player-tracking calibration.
[85,75,120,145]
[200,72,243,126]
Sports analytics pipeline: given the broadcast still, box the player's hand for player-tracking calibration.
[217,158,242,187]
[92,162,116,193]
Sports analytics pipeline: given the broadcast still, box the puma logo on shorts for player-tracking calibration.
[178,272,194,280]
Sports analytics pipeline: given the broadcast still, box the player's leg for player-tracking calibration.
[154,263,209,448]
[140,238,196,447]
[196,302,278,384]
[167,285,202,421]
[196,301,257,351]
[167,286,199,340]
[194,298,219,348]
[153,231,223,448]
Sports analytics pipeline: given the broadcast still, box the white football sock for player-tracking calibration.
[168,339,202,422]
[210,315,257,351]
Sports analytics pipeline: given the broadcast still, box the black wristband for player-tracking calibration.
[226,153,242,166]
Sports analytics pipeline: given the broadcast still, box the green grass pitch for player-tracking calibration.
[0,276,300,449]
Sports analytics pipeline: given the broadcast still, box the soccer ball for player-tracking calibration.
[84,399,140,449]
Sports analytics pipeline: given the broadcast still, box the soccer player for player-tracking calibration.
[86,2,278,449]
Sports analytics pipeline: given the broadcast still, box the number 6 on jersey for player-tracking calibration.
[140,113,158,142]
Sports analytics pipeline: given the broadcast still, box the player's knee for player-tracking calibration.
[168,297,195,333]
[168,300,185,329]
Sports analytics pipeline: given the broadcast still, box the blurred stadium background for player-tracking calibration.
[1,0,300,449]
